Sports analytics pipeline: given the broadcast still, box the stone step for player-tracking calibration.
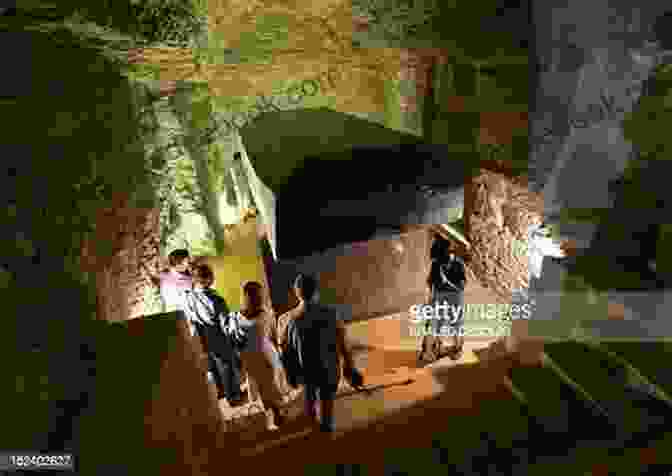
[447,395,536,474]
[543,341,672,440]
[598,341,672,399]
[508,365,614,448]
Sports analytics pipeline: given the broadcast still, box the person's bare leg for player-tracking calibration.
[451,335,464,360]
[453,334,464,350]
[304,385,321,429]
[264,401,285,429]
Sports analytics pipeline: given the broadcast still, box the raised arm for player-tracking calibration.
[275,307,299,350]
[336,319,354,371]
[426,263,435,304]
[456,258,467,290]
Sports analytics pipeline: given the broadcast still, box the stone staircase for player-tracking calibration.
[231,339,672,473]
[449,340,672,472]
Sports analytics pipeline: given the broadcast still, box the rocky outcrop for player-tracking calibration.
[81,192,162,322]
[530,2,669,215]
[528,2,672,339]
[269,227,433,321]
[398,48,448,135]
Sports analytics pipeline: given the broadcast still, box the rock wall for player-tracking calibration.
[81,192,162,322]
[531,1,668,217]
[81,312,228,475]
[269,227,433,321]
[398,48,448,134]
[524,1,672,345]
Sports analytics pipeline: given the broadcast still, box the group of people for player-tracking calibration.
[155,233,464,432]
[157,249,363,433]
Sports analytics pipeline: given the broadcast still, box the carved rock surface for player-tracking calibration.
[531,1,669,234]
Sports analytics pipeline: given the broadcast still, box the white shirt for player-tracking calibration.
[528,224,566,280]
[159,270,194,334]
[159,270,193,311]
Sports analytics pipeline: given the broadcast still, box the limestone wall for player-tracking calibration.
[81,312,228,475]
[80,192,162,322]
[269,227,433,321]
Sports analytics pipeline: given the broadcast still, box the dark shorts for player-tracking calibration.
[304,381,338,401]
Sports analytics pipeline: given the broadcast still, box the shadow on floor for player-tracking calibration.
[236,358,517,467]
[350,343,422,375]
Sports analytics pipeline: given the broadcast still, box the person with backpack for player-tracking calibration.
[418,234,467,364]
[182,264,245,406]
[279,273,363,434]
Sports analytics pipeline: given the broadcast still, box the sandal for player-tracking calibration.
[417,350,436,365]
[438,346,463,361]
[228,395,247,407]
[449,346,464,361]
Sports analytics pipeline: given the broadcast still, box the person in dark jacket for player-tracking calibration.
[282,318,304,389]
[280,273,361,433]
[183,264,244,406]
[418,234,467,364]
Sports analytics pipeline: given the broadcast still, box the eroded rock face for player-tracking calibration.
[81,193,162,322]
[530,4,672,325]
[465,169,544,301]
[269,228,433,321]
[531,1,669,219]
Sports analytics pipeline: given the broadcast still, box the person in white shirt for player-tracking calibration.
[158,249,194,331]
